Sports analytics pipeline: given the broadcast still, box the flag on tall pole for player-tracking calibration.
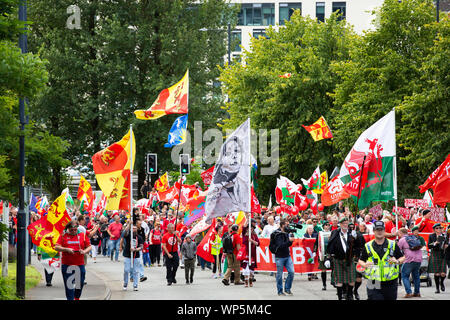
[134,70,189,120]
[92,128,136,211]
[164,115,188,148]
[419,154,450,207]
[302,116,333,141]
[340,110,396,210]
[205,119,251,223]
[154,172,170,192]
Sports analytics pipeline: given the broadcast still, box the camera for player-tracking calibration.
[285,223,303,234]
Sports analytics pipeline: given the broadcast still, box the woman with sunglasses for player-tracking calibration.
[428,223,449,294]
[55,220,92,300]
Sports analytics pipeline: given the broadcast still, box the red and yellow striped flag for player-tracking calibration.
[134,70,189,120]
[302,116,333,141]
[92,129,135,211]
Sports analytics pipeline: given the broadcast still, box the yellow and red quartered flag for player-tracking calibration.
[154,172,170,192]
[134,70,189,120]
[313,171,329,194]
[302,116,333,141]
[27,194,71,256]
[77,175,94,210]
[92,129,135,211]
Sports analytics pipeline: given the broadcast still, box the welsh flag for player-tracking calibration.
[340,110,396,209]
[301,166,321,191]
[61,188,74,206]
[275,176,299,206]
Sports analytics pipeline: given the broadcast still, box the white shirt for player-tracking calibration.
[261,224,279,238]
[141,221,150,237]
[340,230,348,253]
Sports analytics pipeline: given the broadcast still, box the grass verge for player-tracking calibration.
[0,262,41,300]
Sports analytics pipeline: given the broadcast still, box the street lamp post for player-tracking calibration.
[17,0,28,299]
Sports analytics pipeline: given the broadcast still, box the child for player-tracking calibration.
[143,241,151,267]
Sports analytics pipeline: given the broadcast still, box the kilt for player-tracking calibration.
[428,251,447,274]
[331,257,356,284]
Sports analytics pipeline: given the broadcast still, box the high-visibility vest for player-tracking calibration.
[211,234,222,256]
[363,239,399,282]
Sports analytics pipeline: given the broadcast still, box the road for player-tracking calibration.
[85,254,448,300]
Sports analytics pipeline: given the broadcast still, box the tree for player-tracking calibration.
[219,11,357,204]
[28,0,239,197]
[331,0,447,202]
[0,0,69,202]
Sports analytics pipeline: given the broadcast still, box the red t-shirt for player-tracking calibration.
[415,217,434,233]
[108,222,123,240]
[151,229,162,245]
[176,223,188,235]
[57,232,90,266]
[162,232,179,253]
[232,233,242,256]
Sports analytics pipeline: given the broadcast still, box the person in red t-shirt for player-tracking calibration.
[149,222,162,266]
[55,220,91,300]
[162,223,182,285]
[415,209,434,233]
[222,224,244,286]
[107,215,123,261]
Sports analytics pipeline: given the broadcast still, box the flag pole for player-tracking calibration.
[356,154,367,225]
[393,108,399,238]
[130,125,134,268]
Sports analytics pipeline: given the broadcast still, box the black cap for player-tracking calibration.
[423,209,431,216]
[374,220,385,230]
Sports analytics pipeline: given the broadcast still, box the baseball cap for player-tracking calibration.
[374,220,385,230]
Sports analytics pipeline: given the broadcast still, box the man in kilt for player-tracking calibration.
[428,223,449,294]
[324,217,362,300]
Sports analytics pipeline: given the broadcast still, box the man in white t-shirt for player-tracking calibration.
[261,216,279,238]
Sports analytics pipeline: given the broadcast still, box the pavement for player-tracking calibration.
[26,253,450,300]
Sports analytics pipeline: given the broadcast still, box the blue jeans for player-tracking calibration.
[61,264,86,300]
[109,239,120,261]
[124,257,141,288]
[401,261,421,294]
[143,252,151,266]
[199,256,211,270]
[275,256,295,294]
[102,236,110,256]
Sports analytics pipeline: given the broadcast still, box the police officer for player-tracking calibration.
[358,220,405,300]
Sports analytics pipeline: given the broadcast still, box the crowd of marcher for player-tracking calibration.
[3,188,449,300]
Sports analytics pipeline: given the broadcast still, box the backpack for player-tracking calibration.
[222,232,234,254]
[405,235,422,250]
[269,230,281,254]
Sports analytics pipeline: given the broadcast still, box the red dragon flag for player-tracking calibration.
[302,116,333,141]
[419,154,450,207]
[340,110,396,209]
[134,70,189,120]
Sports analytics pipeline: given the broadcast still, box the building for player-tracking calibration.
[229,0,384,60]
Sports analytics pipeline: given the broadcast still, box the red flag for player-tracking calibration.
[251,187,261,214]
[157,186,179,203]
[420,154,450,206]
[322,175,351,206]
[196,219,216,263]
[201,166,215,187]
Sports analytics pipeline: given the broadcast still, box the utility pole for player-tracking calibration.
[16,0,28,299]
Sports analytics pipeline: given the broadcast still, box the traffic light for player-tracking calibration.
[180,154,190,175]
[146,153,157,174]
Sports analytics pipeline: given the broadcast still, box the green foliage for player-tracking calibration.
[331,0,448,203]
[220,11,357,204]
[0,1,69,202]
[28,0,239,194]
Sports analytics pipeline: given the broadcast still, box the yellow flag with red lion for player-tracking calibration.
[92,129,136,211]
[27,194,71,256]
[134,70,189,120]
